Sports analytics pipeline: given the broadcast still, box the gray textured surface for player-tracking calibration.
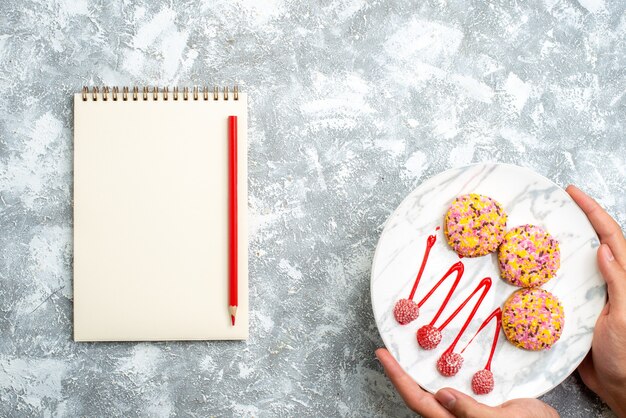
[0,0,624,417]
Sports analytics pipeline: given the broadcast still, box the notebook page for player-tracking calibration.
[73,92,248,341]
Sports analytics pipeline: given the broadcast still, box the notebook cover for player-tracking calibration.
[73,91,248,341]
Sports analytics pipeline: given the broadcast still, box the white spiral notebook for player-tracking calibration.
[73,86,248,341]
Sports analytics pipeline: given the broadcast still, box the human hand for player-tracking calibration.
[567,185,626,418]
[376,185,625,417]
[376,348,558,417]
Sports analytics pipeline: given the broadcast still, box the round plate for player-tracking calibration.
[371,163,606,406]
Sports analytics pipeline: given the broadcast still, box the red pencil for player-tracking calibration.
[228,115,238,326]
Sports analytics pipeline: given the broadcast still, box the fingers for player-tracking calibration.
[376,349,453,417]
[566,185,626,269]
[577,351,601,396]
[597,244,626,314]
[435,388,498,418]
[436,388,559,418]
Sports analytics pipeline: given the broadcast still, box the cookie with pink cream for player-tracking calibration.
[444,194,507,257]
[498,224,560,288]
[502,288,564,351]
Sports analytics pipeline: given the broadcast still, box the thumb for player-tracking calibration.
[435,388,498,418]
[598,244,626,313]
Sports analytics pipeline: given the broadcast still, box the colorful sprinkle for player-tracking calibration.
[502,288,564,351]
[498,224,560,287]
[444,194,507,257]
[393,298,419,325]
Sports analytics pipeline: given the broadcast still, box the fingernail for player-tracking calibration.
[603,244,615,262]
[435,389,456,409]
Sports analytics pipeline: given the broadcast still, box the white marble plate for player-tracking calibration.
[371,163,606,406]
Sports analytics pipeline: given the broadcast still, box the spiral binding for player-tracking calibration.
[81,85,239,101]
